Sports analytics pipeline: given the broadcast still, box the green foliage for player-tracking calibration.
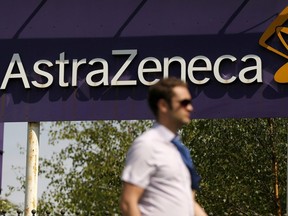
[38,118,288,215]
[182,118,288,215]
[39,120,152,215]
[0,199,20,216]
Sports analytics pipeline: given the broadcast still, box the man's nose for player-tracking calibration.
[187,103,193,112]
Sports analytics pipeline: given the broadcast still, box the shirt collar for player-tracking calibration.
[153,122,176,143]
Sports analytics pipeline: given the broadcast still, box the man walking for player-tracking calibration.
[120,77,207,216]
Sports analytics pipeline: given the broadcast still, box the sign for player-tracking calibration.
[0,1,288,122]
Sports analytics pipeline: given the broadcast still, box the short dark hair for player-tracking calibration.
[148,77,188,117]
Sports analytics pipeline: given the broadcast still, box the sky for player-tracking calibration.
[1,122,60,207]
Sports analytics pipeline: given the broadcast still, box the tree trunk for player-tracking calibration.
[268,118,282,216]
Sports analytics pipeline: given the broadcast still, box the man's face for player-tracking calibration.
[168,86,193,127]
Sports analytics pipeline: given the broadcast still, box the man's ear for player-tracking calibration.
[158,99,169,114]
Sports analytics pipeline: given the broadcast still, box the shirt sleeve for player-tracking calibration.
[121,139,156,189]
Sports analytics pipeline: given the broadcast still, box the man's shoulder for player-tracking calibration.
[130,127,170,154]
[125,128,161,160]
[126,126,175,163]
[136,126,164,143]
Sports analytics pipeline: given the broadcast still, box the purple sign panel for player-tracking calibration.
[0,1,288,122]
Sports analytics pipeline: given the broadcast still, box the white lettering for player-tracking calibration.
[163,57,186,81]
[0,51,265,91]
[55,52,69,87]
[214,55,237,84]
[239,55,262,83]
[86,58,109,86]
[111,49,137,86]
[187,56,212,85]
[32,60,53,88]
[138,57,162,86]
[0,54,30,89]
[72,59,87,86]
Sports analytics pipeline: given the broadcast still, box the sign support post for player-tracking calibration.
[24,122,40,216]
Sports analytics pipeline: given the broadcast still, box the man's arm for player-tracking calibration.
[120,182,145,216]
[193,191,208,216]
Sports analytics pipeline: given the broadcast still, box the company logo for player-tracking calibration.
[259,7,288,83]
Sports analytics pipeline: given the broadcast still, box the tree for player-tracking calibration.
[39,120,152,215]
[38,118,288,215]
[182,118,288,215]
[0,198,21,216]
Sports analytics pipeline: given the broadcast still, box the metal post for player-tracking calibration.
[24,122,40,216]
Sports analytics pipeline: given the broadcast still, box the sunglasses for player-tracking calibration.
[178,99,192,107]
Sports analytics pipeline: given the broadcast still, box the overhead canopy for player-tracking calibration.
[0,0,287,121]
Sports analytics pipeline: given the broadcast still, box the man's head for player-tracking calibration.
[148,77,193,131]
